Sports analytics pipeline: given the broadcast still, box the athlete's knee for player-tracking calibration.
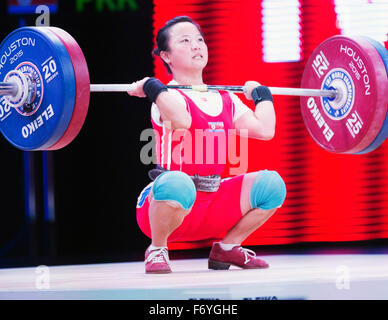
[249,170,286,210]
[151,171,196,211]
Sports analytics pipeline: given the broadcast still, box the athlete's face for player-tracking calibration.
[161,22,208,74]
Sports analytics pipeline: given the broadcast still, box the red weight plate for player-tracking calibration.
[300,35,388,154]
[45,27,90,150]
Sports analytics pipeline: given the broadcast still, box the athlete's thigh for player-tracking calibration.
[201,175,245,235]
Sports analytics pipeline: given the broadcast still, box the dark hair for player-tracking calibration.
[153,16,204,74]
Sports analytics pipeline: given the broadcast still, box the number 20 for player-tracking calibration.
[42,60,57,81]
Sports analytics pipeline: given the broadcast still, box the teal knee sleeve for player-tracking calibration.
[152,171,196,210]
[250,170,287,210]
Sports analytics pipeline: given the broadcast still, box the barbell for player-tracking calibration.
[0,26,387,154]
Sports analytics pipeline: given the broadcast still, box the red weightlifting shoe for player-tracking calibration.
[208,243,269,270]
[145,246,172,274]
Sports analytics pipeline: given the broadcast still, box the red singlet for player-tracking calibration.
[136,90,244,242]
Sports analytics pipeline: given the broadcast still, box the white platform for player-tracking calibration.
[0,253,388,300]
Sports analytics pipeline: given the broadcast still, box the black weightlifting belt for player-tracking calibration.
[148,165,221,192]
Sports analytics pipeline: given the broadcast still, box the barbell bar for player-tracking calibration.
[0,26,387,154]
[0,83,18,96]
[91,84,338,98]
[0,81,338,97]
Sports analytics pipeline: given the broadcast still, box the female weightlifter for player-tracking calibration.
[128,16,286,273]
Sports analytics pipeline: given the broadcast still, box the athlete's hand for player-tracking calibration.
[243,81,261,100]
[127,77,150,98]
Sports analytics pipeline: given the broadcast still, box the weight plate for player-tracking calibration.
[44,27,90,150]
[356,37,388,154]
[300,35,388,154]
[0,27,76,150]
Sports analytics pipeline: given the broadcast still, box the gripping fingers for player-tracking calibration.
[127,77,150,97]
[243,81,261,100]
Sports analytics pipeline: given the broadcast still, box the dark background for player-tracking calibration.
[0,0,155,266]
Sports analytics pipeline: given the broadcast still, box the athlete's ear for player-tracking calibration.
[160,51,171,65]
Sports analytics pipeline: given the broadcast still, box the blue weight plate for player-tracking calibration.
[357,37,388,154]
[0,27,75,150]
